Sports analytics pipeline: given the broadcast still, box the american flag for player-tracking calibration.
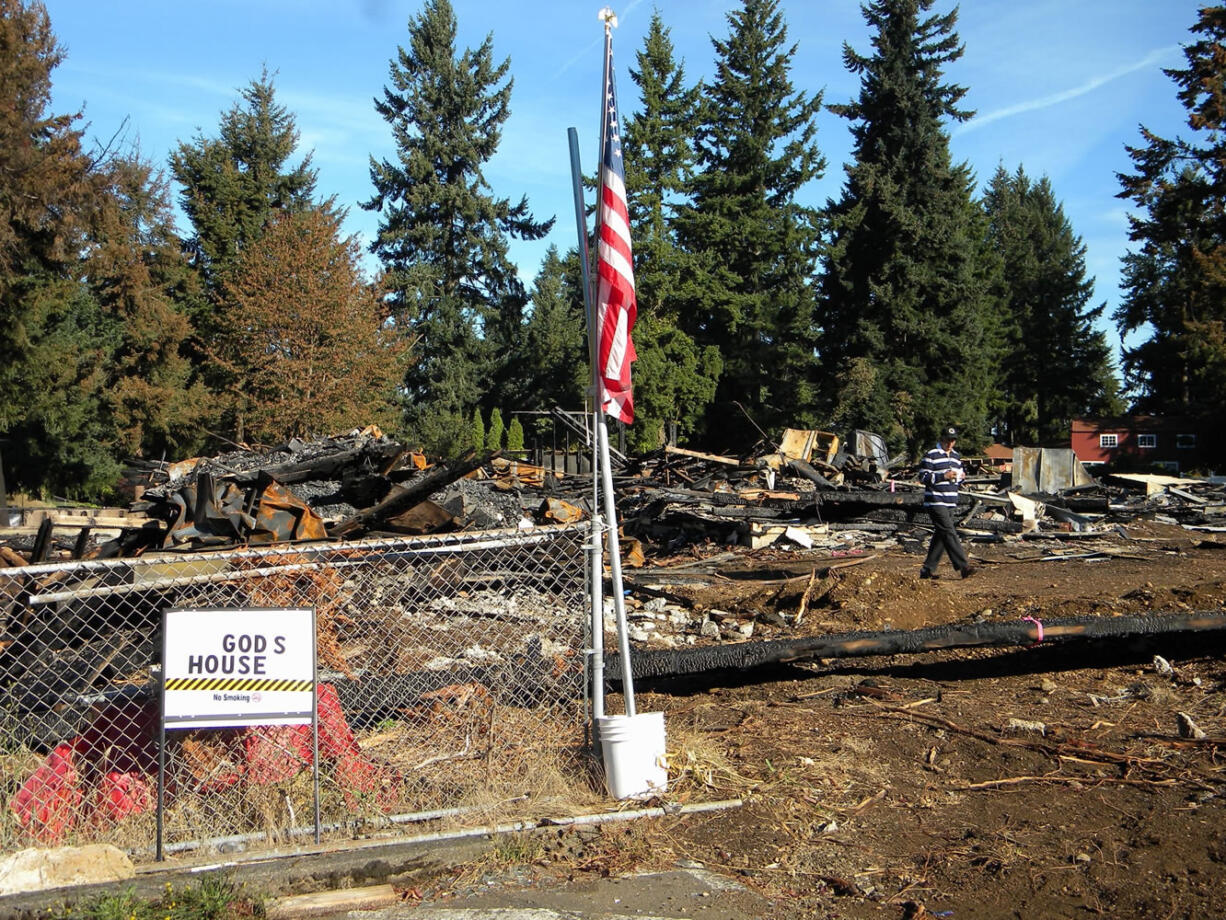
[595,29,637,424]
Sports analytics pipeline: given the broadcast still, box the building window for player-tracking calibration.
[1176,433,1197,449]
[1137,434,1157,449]
[1100,434,1119,449]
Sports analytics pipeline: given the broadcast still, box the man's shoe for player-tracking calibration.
[960,566,977,579]
[919,568,939,580]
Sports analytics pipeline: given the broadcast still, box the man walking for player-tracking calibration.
[918,425,974,579]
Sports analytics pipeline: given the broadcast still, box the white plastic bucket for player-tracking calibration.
[597,711,668,800]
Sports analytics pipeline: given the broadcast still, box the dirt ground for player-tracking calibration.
[414,520,1226,919]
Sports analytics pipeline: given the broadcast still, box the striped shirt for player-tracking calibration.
[919,444,964,508]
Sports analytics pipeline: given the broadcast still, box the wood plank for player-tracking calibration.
[664,445,742,466]
[266,884,397,919]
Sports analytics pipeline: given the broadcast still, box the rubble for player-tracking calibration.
[0,423,1222,569]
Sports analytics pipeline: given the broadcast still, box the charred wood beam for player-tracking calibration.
[606,610,1226,681]
[663,506,800,522]
[330,450,492,539]
[786,459,838,489]
[31,518,54,563]
[225,443,407,486]
[814,491,928,508]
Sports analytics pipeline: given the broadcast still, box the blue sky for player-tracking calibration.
[45,0,1203,358]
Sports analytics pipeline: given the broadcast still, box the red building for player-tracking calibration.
[1071,416,1210,473]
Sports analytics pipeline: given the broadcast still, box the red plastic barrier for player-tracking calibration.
[9,684,397,843]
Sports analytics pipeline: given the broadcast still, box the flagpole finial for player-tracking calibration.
[598,7,618,29]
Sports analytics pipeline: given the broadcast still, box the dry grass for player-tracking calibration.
[0,698,763,860]
[665,718,759,799]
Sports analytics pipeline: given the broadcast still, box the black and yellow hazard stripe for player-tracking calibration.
[165,678,314,692]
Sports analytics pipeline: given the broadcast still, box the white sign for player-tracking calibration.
[162,607,316,730]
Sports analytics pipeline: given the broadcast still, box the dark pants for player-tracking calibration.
[923,504,968,573]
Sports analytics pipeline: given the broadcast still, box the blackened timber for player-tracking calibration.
[786,459,838,489]
[667,506,799,522]
[330,450,493,539]
[227,442,408,486]
[605,611,1226,680]
[30,518,54,563]
[814,490,928,507]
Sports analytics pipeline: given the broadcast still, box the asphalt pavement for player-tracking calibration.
[303,865,773,919]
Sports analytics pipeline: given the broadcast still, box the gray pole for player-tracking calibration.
[568,127,605,724]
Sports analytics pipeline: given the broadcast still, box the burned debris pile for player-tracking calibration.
[0,426,1223,566]
[602,431,1226,556]
[1,430,535,562]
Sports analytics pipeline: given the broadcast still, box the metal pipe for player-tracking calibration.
[5,525,586,582]
[151,795,533,857]
[145,797,743,861]
[24,527,583,606]
[569,125,605,726]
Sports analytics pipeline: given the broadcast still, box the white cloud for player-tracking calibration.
[956,45,1179,136]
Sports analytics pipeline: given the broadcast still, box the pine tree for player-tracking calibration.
[365,0,552,455]
[171,68,317,341]
[984,166,1122,444]
[621,11,721,450]
[1115,6,1226,417]
[211,206,405,444]
[817,0,1002,455]
[674,0,825,447]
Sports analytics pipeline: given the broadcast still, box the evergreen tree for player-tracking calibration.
[513,245,586,412]
[506,416,525,455]
[984,166,1121,444]
[817,0,1002,455]
[487,407,504,452]
[171,68,317,341]
[88,153,210,461]
[1115,6,1226,416]
[0,0,118,497]
[365,0,552,455]
[211,206,405,444]
[621,11,721,450]
[675,0,825,447]
[469,407,485,453]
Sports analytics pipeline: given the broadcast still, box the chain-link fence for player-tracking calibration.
[0,524,590,859]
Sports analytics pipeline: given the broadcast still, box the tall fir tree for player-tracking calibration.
[675,0,824,448]
[365,0,551,455]
[817,0,1002,455]
[621,11,721,450]
[1115,6,1226,418]
[171,70,321,446]
[171,68,317,340]
[984,166,1121,444]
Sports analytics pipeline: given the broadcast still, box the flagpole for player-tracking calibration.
[567,127,605,725]
[593,8,636,718]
